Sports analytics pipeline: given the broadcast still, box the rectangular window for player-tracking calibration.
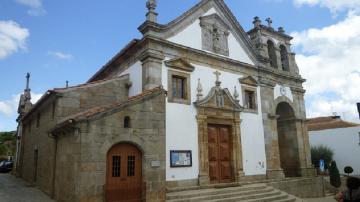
[112,156,121,177]
[245,90,255,109]
[127,156,135,177]
[172,75,186,99]
[36,113,40,128]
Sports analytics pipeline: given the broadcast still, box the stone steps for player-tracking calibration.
[166,183,298,202]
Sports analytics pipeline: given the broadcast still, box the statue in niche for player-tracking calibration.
[200,14,229,56]
[212,27,221,53]
[215,88,224,107]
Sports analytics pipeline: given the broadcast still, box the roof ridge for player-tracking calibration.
[51,87,165,133]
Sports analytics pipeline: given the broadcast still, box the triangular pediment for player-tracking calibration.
[165,58,195,72]
[199,13,230,31]
[151,0,258,65]
[239,76,258,87]
[195,85,243,112]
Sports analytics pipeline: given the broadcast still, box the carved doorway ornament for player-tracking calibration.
[194,71,244,185]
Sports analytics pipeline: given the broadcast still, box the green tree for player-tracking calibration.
[0,131,16,157]
[344,166,354,176]
[311,145,334,169]
[329,161,341,188]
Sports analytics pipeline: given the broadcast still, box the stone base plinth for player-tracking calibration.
[299,167,317,177]
[198,175,210,186]
[266,169,285,179]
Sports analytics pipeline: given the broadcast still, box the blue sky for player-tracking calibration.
[0,0,359,131]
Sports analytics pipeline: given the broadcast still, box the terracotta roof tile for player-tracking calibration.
[307,116,360,131]
[52,87,165,132]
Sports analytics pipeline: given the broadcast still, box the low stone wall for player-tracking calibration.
[268,177,325,198]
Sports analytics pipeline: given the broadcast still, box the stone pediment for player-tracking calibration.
[200,13,230,56]
[239,76,258,87]
[165,58,195,72]
[195,85,243,112]
[199,13,230,31]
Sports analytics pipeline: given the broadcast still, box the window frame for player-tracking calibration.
[241,86,258,114]
[167,70,191,105]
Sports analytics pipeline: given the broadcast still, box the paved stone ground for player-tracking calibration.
[0,173,339,202]
[0,173,54,202]
[303,196,337,202]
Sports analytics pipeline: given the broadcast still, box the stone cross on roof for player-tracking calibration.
[24,72,31,101]
[265,17,273,28]
[26,72,30,90]
[146,0,158,22]
[214,71,221,86]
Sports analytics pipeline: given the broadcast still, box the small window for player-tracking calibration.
[124,116,131,128]
[127,156,135,177]
[36,113,40,128]
[168,70,191,105]
[172,75,186,99]
[244,90,256,109]
[112,156,121,177]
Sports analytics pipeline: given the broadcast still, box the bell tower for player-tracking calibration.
[248,17,299,75]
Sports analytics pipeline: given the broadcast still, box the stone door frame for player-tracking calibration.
[196,107,244,185]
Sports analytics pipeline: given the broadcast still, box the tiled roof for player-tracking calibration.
[51,87,165,133]
[22,76,128,121]
[307,116,360,131]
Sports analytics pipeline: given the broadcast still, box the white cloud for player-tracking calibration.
[292,12,360,123]
[0,92,43,117]
[15,0,46,16]
[0,20,29,60]
[48,51,73,60]
[293,0,360,13]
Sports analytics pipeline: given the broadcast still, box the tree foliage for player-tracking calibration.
[329,161,341,188]
[0,131,16,157]
[311,145,334,169]
[344,166,354,176]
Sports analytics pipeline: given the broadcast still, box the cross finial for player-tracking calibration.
[66,80,69,88]
[146,0,158,22]
[214,71,221,86]
[265,17,273,28]
[214,71,221,82]
[26,72,30,90]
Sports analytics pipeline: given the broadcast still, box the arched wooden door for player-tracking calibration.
[106,143,142,202]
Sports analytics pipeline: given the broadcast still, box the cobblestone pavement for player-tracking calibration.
[0,173,54,202]
[0,173,339,202]
[302,196,337,202]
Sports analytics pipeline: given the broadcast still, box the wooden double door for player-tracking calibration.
[106,144,142,202]
[208,125,233,184]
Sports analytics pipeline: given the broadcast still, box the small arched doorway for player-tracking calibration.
[106,143,142,202]
[276,102,300,177]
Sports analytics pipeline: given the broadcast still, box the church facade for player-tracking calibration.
[15,0,315,201]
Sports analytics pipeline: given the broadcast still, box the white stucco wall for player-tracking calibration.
[309,126,360,175]
[163,60,267,181]
[118,61,142,97]
[274,84,293,102]
[167,7,254,65]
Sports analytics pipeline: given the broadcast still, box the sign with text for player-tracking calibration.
[170,150,192,167]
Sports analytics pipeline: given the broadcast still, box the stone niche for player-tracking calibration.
[200,14,230,56]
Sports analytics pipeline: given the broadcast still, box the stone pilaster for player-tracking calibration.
[140,51,164,90]
[259,85,285,179]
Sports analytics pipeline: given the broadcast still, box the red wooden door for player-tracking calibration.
[106,144,142,202]
[208,125,233,184]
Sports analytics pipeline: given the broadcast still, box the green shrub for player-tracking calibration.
[329,161,341,187]
[344,166,354,176]
[311,145,334,169]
